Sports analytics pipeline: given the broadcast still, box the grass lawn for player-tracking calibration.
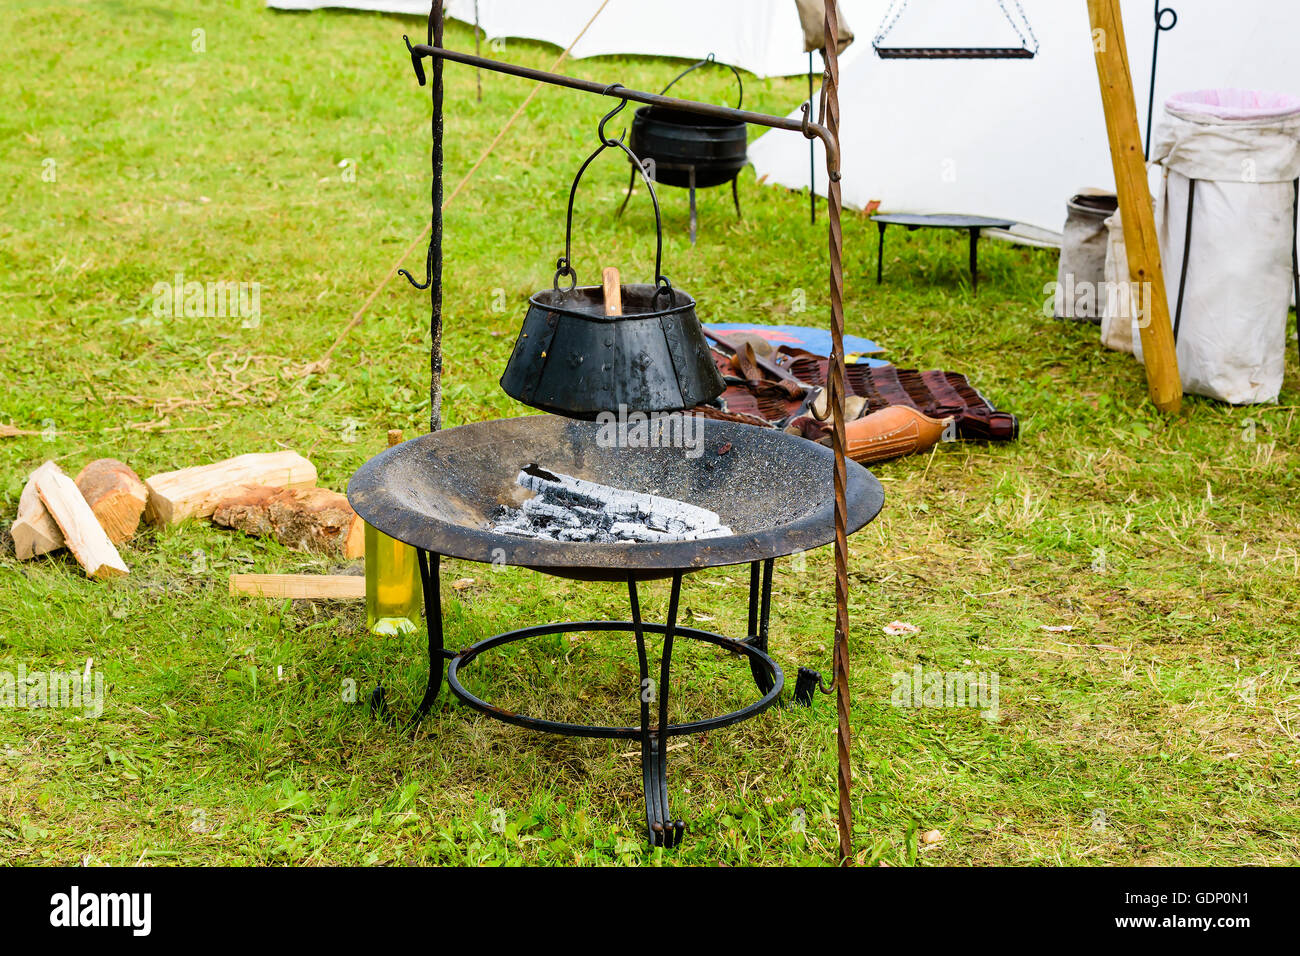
[2,0,1298,866]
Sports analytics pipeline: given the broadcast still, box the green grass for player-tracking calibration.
[2,0,1298,866]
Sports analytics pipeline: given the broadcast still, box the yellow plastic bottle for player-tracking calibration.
[365,429,422,635]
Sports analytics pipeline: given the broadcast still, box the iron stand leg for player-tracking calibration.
[968,227,981,295]
[688,165,698,246]
[629,572,686,848]
[745,559,776,693]
[731,174,743,220]
[876,222,886,284]
[617,164,636,218]
[370,548,445,732]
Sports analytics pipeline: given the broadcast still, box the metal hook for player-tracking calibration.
[403,34,427,86]
[556,93,670,294]
[399,237,433,289]
[597,86,629,146]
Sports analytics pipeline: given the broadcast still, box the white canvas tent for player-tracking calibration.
[750,0,1300,237]
[269,1,1300,239]
[267,0,872,78]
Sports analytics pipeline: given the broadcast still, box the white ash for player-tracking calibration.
[490,464,731,544]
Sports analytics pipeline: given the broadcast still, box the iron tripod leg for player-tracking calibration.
[745,559,776,693]
[629,571,687,848]
[968,226,982,295]
[370,548,446,732]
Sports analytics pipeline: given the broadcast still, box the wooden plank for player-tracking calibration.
[1087,0,1182,413]
[12,463,65,559]
[33,463,128,580]
[144,451,317,526]
[228,573,365,600]
[74,458,147,544]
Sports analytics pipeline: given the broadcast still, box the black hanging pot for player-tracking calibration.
[630,55,748,189]
[500,99,724,419]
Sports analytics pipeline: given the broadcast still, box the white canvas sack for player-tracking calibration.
[1100,207,1137,355]
[1141,89,1300,404]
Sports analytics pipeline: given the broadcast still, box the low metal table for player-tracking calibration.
[871,213,1016,294]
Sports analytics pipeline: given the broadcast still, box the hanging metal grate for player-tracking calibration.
[873,0,1039,60]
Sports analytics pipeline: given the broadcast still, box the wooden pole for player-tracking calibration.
[1087,0,1182,413]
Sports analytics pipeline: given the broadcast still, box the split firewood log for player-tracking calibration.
[12,464,65,559]
[212,485,364,558]
[74,458,147,544]
[32,462,128,580]
[144,451,316,525]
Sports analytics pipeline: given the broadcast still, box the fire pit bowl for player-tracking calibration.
[348,413,883,582]
[347,412,883,849]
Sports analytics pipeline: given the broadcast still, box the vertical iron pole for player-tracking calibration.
[430,1,445,433]
[822,1,851,867]
[1145,4,1178,161]
[809,51,816,225]
[1144,1,1159,160]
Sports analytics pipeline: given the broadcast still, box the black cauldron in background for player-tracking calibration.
[621,55,748,243]
[630,106,749,189]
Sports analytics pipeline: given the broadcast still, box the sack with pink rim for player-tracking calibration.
[1141,88,1300,404]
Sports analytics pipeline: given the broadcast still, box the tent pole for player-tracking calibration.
[1087,0,1181,413]
[474,0,482,103]
[822,0,852,867]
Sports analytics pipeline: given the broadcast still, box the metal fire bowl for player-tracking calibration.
[349,414,883,582]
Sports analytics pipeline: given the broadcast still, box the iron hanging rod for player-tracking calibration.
[874,46,1034,59]
[404,39,840,179]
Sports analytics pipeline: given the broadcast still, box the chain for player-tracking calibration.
[877,0,1040,54]
[873,0,909,46]
[998,0,1039,54]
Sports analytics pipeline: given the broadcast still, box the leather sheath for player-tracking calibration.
[816,405,950,464]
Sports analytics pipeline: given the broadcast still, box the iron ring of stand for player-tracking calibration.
[372,550,785,849]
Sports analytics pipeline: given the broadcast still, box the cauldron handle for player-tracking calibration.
[657,53,744,111]
[555,91,671,299]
